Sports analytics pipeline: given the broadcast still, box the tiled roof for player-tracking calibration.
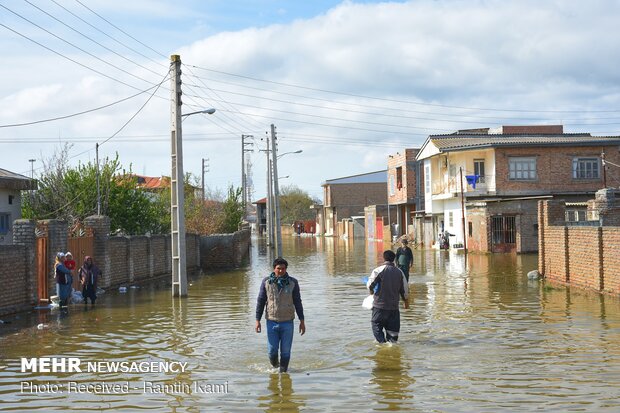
[428,133,620,151]
[133,174,170,189]
[0,168,37,190]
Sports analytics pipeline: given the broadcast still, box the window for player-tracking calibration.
[448,211,454,227]
[0,213,10,235]
[396,167,403,190]
[474,159,486,184]
[8,195,14,205]
[468,221,473,237]
[389,175,395,196]
[425,165,430,194]
[573,158,600,179]
[509,157,537,180]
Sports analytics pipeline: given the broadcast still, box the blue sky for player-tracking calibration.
[2,0,620,199]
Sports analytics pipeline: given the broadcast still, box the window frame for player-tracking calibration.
[508,156,537,181]
[572,157,600,180]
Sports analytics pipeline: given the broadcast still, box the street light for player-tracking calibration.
[182,108,216,118]
[277,149,303,160]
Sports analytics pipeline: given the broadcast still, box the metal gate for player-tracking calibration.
[36,236,48,303]
[491,215,516,253]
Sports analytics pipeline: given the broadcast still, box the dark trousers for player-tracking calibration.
[371,307,400,343]
[398,265,410,282]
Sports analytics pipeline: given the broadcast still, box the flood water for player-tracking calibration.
[2,236,620,412]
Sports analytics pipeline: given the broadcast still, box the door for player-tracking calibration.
[36,236,48,303]
[491,215,516,253]
[376,217,383,241]
[67,235,94,291]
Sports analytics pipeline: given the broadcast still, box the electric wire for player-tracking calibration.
[186,64,620,114]
[0,82,167,128]
[50,0,167,69]
[1,4,159,88]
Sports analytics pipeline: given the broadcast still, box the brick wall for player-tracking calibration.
[0,216,251,315]
[387,149,419,205]
[539,195,620,296]
[0,245,30,315]
[329,182,388,219]
[495,145,620,196]
[200,229,251,271]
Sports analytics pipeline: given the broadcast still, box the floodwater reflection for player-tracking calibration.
[1,236,620,412]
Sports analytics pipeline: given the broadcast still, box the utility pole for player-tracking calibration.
[202,158,209,199]
[271,124,283,258]
[265,135,274,246]
[170,54,188,297]
[602,150,607,188]
[460,167,467,255]
[241,134,254,218]
[96,143,101,215]
[28,159,35,179]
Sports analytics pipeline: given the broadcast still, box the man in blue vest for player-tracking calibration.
[255,258,306,373]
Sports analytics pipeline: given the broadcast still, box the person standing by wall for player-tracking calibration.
[395,239,414,282]
[78,256,101,305]
[54,252,73,309]
[367,250,409,343]
[255,258,306,373]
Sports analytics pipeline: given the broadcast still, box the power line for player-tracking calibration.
[186,64,620,114]
[0,82,166,128]
[1,4,158,87]
[0,22,163,96]
[49,0,167,69]
[73,0,168,60]
[22,0,162,78]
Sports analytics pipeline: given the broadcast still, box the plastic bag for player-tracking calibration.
[362,294,374,310]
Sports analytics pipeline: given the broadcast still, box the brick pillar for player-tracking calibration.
[597,226,604,292]
[84,215,110,288]
[12,219,37,304]
[39,219,68,294]
[538,201,546,276]
[562,226,569,283]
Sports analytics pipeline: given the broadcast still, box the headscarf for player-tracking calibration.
[80,256,101,284]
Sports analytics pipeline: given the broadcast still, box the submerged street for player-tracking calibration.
[2,236,620,412]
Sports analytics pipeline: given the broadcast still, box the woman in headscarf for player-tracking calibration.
[78,256,101,305]
[54,252,73,308]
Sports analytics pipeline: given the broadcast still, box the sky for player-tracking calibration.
[2,0,620,200]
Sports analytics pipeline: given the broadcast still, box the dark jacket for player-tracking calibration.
[367,262,408,311]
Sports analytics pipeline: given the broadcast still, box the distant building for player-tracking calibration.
[387,149,424,242]
[0,168,37,245]
[416,125,620,252]
[318,170,388,237]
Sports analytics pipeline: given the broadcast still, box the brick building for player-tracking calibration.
[318,170,388,236]
[416,125,620,252]
[387,149,424,241]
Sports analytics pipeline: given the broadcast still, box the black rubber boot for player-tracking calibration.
[279,357,290,373]
[269,355,280,368]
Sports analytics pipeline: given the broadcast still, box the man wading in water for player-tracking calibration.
[367,250,409,343]
[255,258,306,373]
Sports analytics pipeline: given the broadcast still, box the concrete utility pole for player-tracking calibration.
[202,158,209,199]
[460,167,467,255]
[241,134,254,218]
[271,124,283,258]
[95,143,101,215]
[170,54,188,297]
[265,135,274,246]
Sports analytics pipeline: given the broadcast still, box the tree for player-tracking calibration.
[22,144,164,235]
[221,185,244,233]
[279,184,316,224]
